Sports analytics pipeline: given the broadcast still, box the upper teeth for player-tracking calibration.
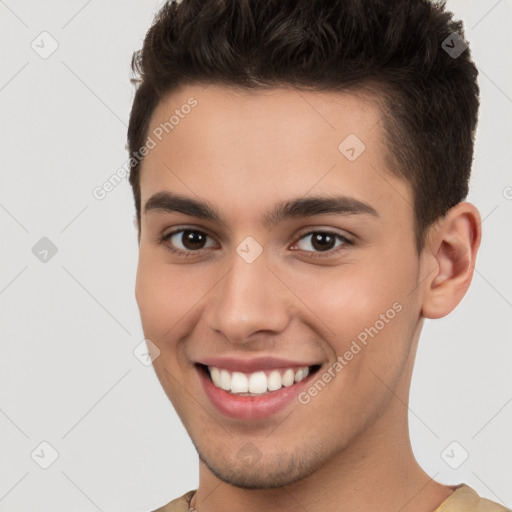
[208,366,310,395]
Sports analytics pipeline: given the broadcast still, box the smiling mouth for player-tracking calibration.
[196,363,322,396]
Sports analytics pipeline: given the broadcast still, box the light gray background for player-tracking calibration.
[0,1,511,511]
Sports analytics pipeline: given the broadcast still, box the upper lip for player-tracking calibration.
[196,356,320,373]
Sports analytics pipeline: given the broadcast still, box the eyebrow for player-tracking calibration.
[144,191,379,227]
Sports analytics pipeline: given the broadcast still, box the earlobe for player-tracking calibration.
[421,202,482,319]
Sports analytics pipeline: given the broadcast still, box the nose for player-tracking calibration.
[203,250,291,345]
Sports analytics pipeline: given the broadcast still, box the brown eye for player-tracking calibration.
[310,232,337,251]
[162,229,216,253]
[294,231,350,257]
[180,230,208,250]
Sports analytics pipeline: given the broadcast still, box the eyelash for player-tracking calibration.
[158,228,353,260]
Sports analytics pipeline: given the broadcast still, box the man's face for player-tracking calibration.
[135,84,426,488]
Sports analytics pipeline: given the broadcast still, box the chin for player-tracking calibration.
[196,444,329,490]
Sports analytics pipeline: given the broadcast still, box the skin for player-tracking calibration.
[134,84,481,512]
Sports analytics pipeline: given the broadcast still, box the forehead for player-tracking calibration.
[145,84,384,159]
[139,84,412,227]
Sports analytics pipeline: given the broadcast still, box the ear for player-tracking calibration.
[421,202,482,319]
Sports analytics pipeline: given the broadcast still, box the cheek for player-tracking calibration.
[289,252,419,364]
[290,267,402,335]
[294,270,418,419]
[135,253,195,340]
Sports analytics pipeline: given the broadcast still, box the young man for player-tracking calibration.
[127,0,508,511]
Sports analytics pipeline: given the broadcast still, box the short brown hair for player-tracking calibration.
[127,0,479,251]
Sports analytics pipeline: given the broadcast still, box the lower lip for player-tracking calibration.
[196,365,318,420]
